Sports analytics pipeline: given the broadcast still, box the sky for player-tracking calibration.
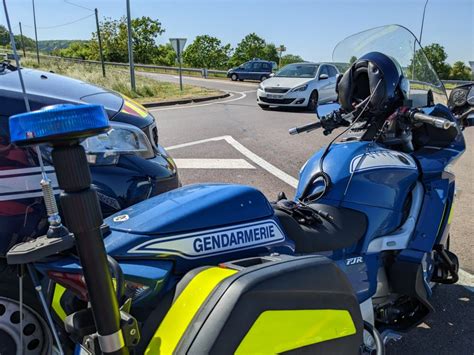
[2,0,473,64]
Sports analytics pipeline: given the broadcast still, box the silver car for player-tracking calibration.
[257,62,339,111]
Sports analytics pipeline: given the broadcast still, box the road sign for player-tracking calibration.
[170,38,187,55]
[169,38,187,91]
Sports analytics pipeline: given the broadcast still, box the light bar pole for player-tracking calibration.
[94,8,106,77]
[32,0,39,64]
[126,0,136,91]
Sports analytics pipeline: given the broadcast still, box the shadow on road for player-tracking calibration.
[387,284,473,354]
[263,106,314,114]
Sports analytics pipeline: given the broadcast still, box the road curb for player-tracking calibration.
[142,92,230,108]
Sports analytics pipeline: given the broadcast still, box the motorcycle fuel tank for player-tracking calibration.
[104,184,294,272]
[296,141,419,237]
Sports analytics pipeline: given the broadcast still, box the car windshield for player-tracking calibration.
[275,63,319,78]
[332,24,447,106]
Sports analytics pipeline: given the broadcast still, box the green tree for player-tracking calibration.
[349,56,357,64]
[57,41,94,59]
[280,54,304,66]
[449,61,472,80]
[59,16,166,64]
[230,33,278,67]
[183,35,231,69]
[129,16,165,64]
[152,43,176,66]
[0,25,9,46]
[422,43,451,79]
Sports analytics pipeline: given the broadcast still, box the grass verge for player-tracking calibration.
[20,57,222,103]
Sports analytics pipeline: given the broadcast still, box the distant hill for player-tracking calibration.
[38,40,87,53]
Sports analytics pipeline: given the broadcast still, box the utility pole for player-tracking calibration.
[126,0,136,91]
[19,22,26,58]
[94,8,106,77]
[32,0,39,64]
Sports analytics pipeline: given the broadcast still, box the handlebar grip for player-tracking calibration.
[412,112,456,130]
[289,121,320,135]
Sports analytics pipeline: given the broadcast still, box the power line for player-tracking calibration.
[22,13,94,30]
[63,0,94,13]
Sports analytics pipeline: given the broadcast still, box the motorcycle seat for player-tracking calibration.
[274,203,367,253]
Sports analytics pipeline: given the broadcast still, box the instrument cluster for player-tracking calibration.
[449,84,474,108]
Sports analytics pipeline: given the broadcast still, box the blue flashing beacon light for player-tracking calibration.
[9,104,110,146]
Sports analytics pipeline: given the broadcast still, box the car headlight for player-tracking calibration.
[40,122,154,166]
[291,84,308,92]
[82,122,154,165]
[258,83,264,90]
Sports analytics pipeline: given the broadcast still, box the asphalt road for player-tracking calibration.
[145,72,473,354]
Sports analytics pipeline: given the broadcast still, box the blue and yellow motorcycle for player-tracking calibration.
[5,25,473,354]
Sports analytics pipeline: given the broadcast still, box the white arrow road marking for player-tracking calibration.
[174,158,255,169]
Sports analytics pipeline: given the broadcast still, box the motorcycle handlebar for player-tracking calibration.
[289,121,321,135]
[411,111,456,130]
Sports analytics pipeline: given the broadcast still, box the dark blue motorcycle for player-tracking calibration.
[5,25,473,354]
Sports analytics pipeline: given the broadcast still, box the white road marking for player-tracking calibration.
[150,92,247,112]
[174,158,255,169]
[166,135,299,188]
[223,136,299,188]
[458,269,474,292]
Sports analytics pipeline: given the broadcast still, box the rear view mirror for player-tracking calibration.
[269,73,275,77]
[319,74,329,80]
[317,102,341,119]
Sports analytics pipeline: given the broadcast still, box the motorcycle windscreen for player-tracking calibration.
[332,24,448,107]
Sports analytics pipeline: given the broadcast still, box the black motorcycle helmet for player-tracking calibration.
[337,52,404,115]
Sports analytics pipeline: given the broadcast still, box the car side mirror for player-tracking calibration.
[269,73,275,77]
[319,74,329,80]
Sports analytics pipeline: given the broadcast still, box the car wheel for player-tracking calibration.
[307,90,318,112]
[0,263,53,355]
[258,104,270,110]
[260,75,268,82]
[231,74,238,81]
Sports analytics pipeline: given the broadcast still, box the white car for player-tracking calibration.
[257,62,339,111]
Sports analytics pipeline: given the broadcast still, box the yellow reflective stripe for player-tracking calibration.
[436,202,448,237]
[236,309,356,354]
[447,202,454,225]
[52,284,67,321]
[127,97,148,115]
[145,267,237,354]
[122,95,148,117]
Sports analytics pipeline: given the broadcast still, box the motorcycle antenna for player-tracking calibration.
[2,0,65,353]
[419,0,429,44]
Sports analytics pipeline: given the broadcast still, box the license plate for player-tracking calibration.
[267,94,282,99]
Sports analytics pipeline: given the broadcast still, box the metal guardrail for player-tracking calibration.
[441,79,474,86]
[33,54,228,78]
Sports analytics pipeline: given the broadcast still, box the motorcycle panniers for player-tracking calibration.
[146,255,363,354]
